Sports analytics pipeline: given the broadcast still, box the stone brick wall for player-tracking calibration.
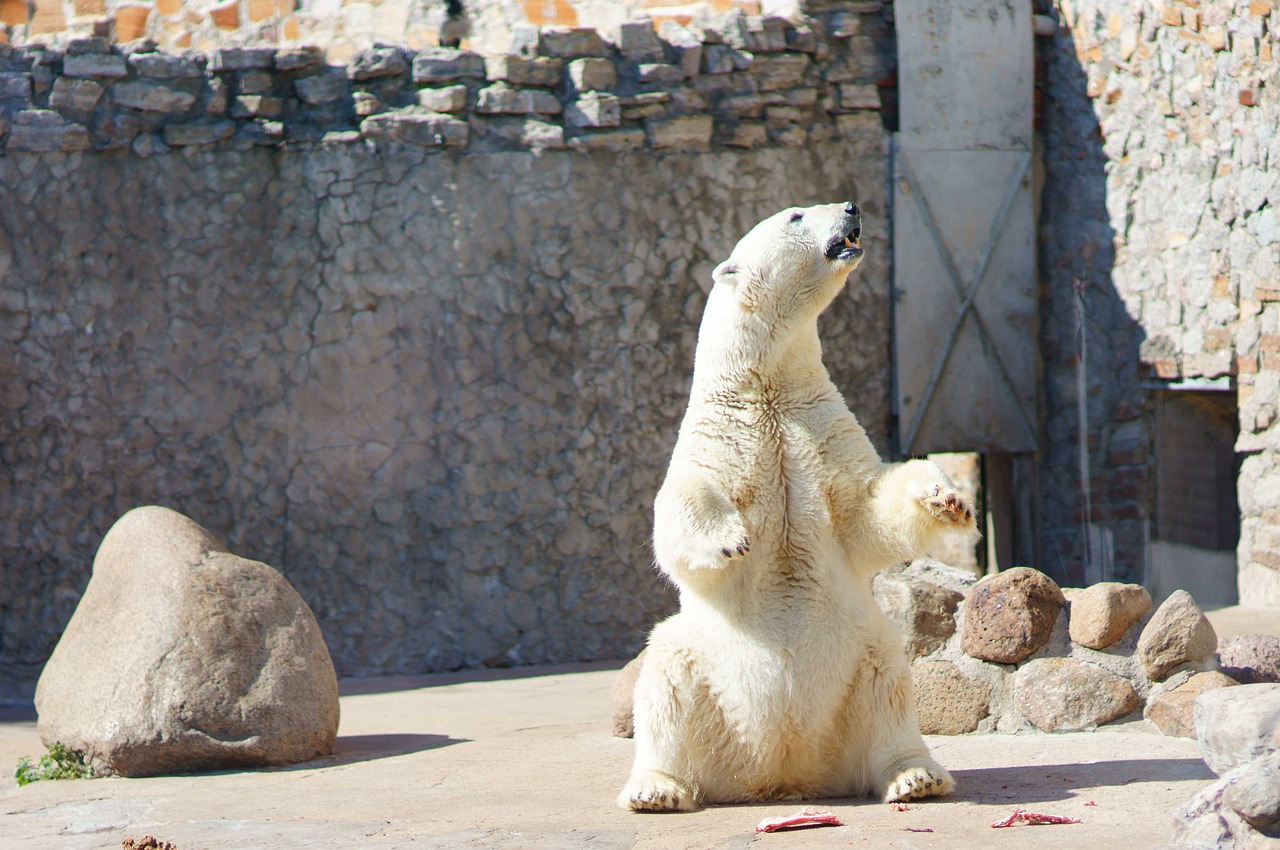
[1038,0,1278,600]
[0,20,893,700]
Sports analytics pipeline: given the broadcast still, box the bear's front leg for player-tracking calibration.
[653,471,750,577]
[866,460,977,563]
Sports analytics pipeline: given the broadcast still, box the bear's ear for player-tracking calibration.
[712,260,740,288]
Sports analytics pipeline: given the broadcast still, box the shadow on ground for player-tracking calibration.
[949,758,1214,805]
[276,733,468,770]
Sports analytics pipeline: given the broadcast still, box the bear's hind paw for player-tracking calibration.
[618,772,701,812]
[882,761,954,802]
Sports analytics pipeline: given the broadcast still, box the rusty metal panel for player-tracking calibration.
[895,0,1034,152]
[893,147,1038,454]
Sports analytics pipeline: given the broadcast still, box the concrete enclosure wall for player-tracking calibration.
[0,17,893,699]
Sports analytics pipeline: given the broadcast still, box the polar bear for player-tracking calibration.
[618,202,976,813]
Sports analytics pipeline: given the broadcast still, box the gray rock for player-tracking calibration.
[1068,582,1152,649]
[360,111,469,147]
[1014,658,1140,732]
[753,54,809,91]
[1220,634,1280,684]
[1195,684,1280,775]
[702,45,737,75]
[658,22,702,78]
[873,572,963,658]
[66,36,110,55]
[616,20,664,62]
[6,110,91,152]
[34,506,339,777]
[611,650,645,737]
[567,58,616,92]
[646,114,712,149]
[231,95,283,119]
[912,661,990,734]
[483,117,564,149]
[902,558,978,595]
[961,567,1066,664]
[295,71,347,105]
[210,47,275,72]
[416,85,468,113]
[486,56,563,87]
[128,53,203,78]
[636,63,683,84]
[1227,750,1280,830]
[348,45,409,80]
[413,49,486,83]
[62,53,129,79]
[1137,590,1218,680]
[566,128,645,151]
[565,92,620,128]
[48,77,104,112]
[0,71,32,101]
[475,85,561,116]
[1173,764,1274,848]
[112,81,197,113]
[162,120,236,146]
[1146,671,1238,738]
[274,48,324,72]
[538,27,608,59]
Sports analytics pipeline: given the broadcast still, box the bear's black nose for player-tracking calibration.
[845,202,860,217]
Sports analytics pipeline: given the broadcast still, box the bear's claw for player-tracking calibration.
[882,762,955,802]
[619,772,701,812]
[720,537,751,559]
[921,485,975,529]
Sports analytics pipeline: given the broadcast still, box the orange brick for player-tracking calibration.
[1241,88,1258,107]
[114,3,150,40]
[0,0,26,26]
[248,0,290,22]
[1264,353,1280,372]
[1262,42,1273,62]
[1214,275,1231,298]
[172,28,192,46]
[73,0,104,15]
[29,0,66,33]
[1250,0,1272,16]
[1152,358,1180,379]
[1085,45,1103,62]
[1161,5,1182,26]
[209,0,238,29]
[1258,287,1280,301]
[281,12,298,38]
[1178,28,1205,42]
[518,0,577,26]
[1260,334,1280,352]
[1238,354,1260,375]
[155,0,180,14]
[1205,328,1232,352]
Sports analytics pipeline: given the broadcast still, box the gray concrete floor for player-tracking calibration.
[1,605,1276,850]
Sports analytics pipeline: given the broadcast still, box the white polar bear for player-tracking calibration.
[619,202,976,813]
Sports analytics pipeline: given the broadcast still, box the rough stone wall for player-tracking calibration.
[1038,0,1278,599]
[0,23,893,700]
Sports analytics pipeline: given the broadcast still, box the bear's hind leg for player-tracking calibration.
[618,643,705,813]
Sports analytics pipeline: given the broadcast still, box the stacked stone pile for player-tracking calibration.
[0,10,889,156]
[877,560,1280,736]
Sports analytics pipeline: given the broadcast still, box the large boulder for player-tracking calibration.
[873,573,964,658]
[1146,671,1238,738]
[1194,683,1280,776]
[961,567,1065,664]
[1014,657,1139,732]
[1173,752,1280,847]
[35,506,340,777]
[912,661,991,735]
[1067,581,1152,649]
[1219,634,1280,685]
[1137,590,1218,681]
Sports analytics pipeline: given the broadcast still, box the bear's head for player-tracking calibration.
[711,202,863,322]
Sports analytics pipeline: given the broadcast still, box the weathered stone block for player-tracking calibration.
[295,71,347,105]
[63,53,129,79]
[1015,658,1140,731]
[1146,671,1238,738]
[162,120,236,146]
[1195,683,1280,775]
[128,53,203,78]
[49,77,104,112]
[33,506,339,777]
[565,91,620,128]
[839,83,880,110]
[616,20,664,61]
[486,55,563,87]
[274,47,324,72]
[1137,590,1218,680]
[962,567,1066,664]
[6,110,92,152]
[0,72,32,101]
[1068,581,1152,649]
[913,661,991,734]
[416,85,467,113]
[113,81,197,113]
[66,37,110,55]
[646,114,712,149]
[620,91,669,120]
[210,47,275,71]
[658,21,702,78]
[567,127,645,152]
[348,45,409,80]
[231,95,283,118]
[636,63,683,84]
[753,54,809,91]
[539,27,608,59]
[238,71,273,96]
[702,44,737,75]
[360,111,469,147]
[567,58,615,93]
[721,121,767,148]
[476,84,561,115]
[1220,634,1280,684]
[413,48,486,82]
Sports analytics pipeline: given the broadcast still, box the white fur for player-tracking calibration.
[619,203,976,813]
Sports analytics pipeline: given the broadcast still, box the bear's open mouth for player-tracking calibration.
[825,225,863,261]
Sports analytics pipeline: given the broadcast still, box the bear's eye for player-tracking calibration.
[789,211,804,223]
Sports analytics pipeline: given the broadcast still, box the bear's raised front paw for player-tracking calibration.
[919,484,975,530]
[882,761,955,802]
[717,533,750,561]
[618,771,701,812]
